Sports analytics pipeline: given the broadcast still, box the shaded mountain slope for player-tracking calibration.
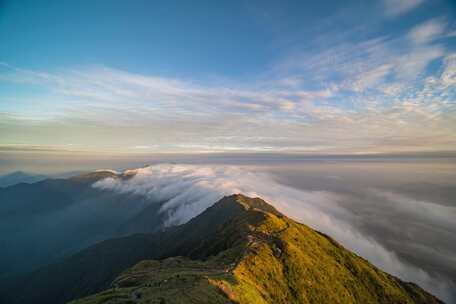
[0,170,169,278]
[0,195,252,304]
[1,195,441,304]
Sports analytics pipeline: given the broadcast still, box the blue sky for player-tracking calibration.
[0,0,455,153]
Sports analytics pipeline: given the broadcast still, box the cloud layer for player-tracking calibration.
[93,164,455,302]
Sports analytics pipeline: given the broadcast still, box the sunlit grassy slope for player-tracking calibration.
[70,194,442,304]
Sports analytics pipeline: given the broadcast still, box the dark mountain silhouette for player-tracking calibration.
[0,171,48,187]
[0,170,169,278]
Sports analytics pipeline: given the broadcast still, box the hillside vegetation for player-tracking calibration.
[70,194,442,304]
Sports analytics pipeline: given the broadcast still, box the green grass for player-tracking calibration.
[69,257,232,304]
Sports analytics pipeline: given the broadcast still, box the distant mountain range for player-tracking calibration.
[0,171,48,187]
[0,170,89,187]
[0,193,442,304]
[0,170,170,278]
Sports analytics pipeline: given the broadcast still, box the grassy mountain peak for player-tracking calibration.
[70,194,442,304]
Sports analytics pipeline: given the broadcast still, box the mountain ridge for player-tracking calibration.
[0,171,48,187]
[1,194,441,304]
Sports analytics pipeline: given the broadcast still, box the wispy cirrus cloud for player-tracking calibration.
[0,7,455,154]
[278,17,451,89]
[408,18,446,44]
[383,0,424,17]
[1,50,455,154]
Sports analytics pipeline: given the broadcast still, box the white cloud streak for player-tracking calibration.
[408,18,446,45]
[383,0,424,17]
[394,45,445,80]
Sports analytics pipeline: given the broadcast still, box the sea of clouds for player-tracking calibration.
[93,164,454,302]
